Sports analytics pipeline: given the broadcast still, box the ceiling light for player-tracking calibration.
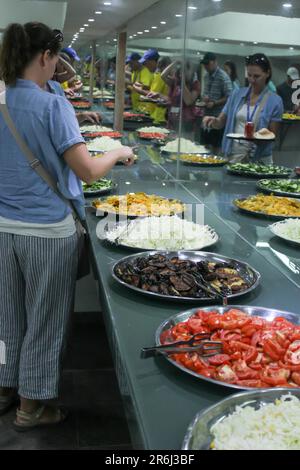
[84,24,89,27]
[166,37,171,40]
[113,38,117,41]
[144,29,150,32]
[151,26,157,29]
[175,14,183,17]
[214,38,219,41]
[133,34,137,37]
[188,6,197,9]
[290,46,294,50]
[212,0,222,2]
[160,21,167,24]
[88,19,95,22]
[95,11,102,14]
[253,41,258,44]
[283,3,292,7]
[104,2,112,5]
[205,39,210,42]
[129,35,133,39]
[137,32,143,34]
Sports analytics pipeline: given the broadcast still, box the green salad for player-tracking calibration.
[82,178,113,192]
[258,179,300,194]
[228,163,291,175]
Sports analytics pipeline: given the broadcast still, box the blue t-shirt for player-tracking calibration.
[0,79,85,222]
[222,86,283,159]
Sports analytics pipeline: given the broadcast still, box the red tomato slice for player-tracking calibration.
[186,318,210,335]
[291,372,300,386]
[235,380,264,388]
[208,354,231,366]
[243,346,258,364]
[260,367,290,386]
[284,340,300,365]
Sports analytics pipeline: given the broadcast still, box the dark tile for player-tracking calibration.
[73,370,125,405]
[62,314,114,370]
[76,403,131,448]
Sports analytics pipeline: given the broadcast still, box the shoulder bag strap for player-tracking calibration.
[253,91,271,131]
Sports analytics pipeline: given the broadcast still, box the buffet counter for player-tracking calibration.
[84,140,300,449]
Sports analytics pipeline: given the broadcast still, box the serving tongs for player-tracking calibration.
[141,332,223,359]
[182,273,229,306]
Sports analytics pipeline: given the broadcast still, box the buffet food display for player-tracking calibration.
[82,178,115,196]
[234,194,300,218]
[257,179,300,197]
[227,163,292,178]
[86,136,124,152]
[103,216,218,251]
[161,138,209,154]
[170,154,228,166]
[270,219,300,245]
[92,193,185,217]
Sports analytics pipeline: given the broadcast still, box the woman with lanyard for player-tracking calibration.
[0,22,134,430]
[203,54,283,163]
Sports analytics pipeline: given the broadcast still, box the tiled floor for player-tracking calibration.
[0,311,132,450]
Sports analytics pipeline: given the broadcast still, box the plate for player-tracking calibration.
[93,195,184,217]
[112,252,260,303]
[169,155,228,167]
[227,165,292,178]
[102,220,219,251]
[155,306,300,391]
[256,179,300,198]
[83,181,117,197]
[233,197,300,220]
[269,219,300,247]
[226,133,275,142]
[182,388,300,450]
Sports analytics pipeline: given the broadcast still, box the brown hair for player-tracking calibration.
[0,22,62,86]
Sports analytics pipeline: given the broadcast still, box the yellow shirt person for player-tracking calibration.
[149,72,169,124]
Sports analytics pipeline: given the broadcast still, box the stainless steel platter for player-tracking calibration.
[83,182,117,197]
[256,179,300,198]
[233,198,300,220]
[112,251,260,303]
[155,305,300,391]
[269,220,300,247]
[168,155,228,167]
[102,220,219,251]
[182,388,300,450]
[227,166,292,178]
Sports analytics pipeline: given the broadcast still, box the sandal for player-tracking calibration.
[0,393,18,416]
[13,405,68,432]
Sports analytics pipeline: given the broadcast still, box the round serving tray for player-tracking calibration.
[83,182,117,197]
[182,387,300,450]
[112,251,260,303]
[227,165,292,179]
[256,179,300,198]
[155,305,300,392]
[233,197,300,220]
[102,220,219,251]
[93,197,184,217]
[226,133,275,142]
[269,219,300,247]
[168,155,228,167]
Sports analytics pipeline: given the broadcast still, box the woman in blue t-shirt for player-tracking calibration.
[0,22,134,430]
[203,54,283,163]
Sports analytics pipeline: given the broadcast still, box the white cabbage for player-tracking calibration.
[137,126,170,134]
[272,219,300,243]
[161,138,208,154]
[87,136,123,152]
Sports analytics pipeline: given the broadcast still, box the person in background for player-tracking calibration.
[0,21,134,430]
[106,57,116,87]
[203,53,283,164]
[224,61,240,90]
[125,52,142,111]
[146,56,171,125]
[200,52,233,152]
[59,47,82,95]
[277,67,300,112]
[133,49,160,114]
[161,60,201,136]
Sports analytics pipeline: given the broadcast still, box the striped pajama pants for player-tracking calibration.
[0,232,78,400]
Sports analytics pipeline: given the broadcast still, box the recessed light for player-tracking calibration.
[137,32,143,34]
[151,26,157,29]
[214,38,219,41]
[290,46,294,50]
[283,3,292,7]
[133,34,137,37]
[205,39,210,42]
[253,41,258,44]
[104,2,112,5]
[129,36,133,39]
[95,11,102,14]
[175,14,183,17]
[83,24,89,27]
[160,21,167,24]
[88,19,95,22]
[144,29,150,32]
[166,37,171,40]
[212,0,222,2]
[188,6,198,9]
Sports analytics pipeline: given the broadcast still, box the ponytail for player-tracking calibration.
[0,22,62,86]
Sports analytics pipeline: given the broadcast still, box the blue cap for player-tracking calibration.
[125,52,142,64]
[139,49,160,64]
[61,47,80,62]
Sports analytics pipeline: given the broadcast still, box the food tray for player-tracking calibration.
[269,219,300,247]
[226,133,275,142]
[93,196,184,217]
[233,198,300,220]
[256,180,300,198]
[155,305,300,390]
[83,182,117,197]
[227,166,292,178]
[182,388,300,450]
[112,252,260,303]
[168,155,228,167]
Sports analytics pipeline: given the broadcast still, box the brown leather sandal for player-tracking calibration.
[13,405,68,432]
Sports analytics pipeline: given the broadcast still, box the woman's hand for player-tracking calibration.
[115,146,135,166]
[202,116,217,129]
[77,112,102,124]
